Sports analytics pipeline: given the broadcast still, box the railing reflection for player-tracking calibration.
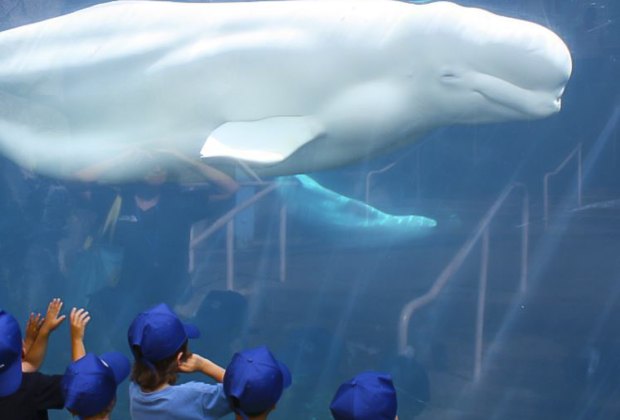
[190,181,282,291]
[397,183,529,382]
[543,143,582,229]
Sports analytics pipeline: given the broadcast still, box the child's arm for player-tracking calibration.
[22,298,66,372]
[69,308,91,361]
[22,312,43,357]
[178,353,226,383]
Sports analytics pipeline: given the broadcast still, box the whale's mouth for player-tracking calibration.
[472,72,562,119]
[440,68,563,120]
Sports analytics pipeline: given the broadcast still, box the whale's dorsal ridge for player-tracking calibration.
[201,116,324,164]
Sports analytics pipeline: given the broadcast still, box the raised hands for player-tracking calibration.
[40,298,67,334]
[70,308,91,342]
[70,308,91,361]
[22,313,44,356]
[22,298,66,372]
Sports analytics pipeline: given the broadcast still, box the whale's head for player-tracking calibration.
[400,2,572,126]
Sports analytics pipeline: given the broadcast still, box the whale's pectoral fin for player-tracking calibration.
[200,116,324,164]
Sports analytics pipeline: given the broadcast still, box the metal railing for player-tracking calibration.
[365,150,422,206]
[398,183,529,381]
[365,161,398,206]
[189,181,286,290]
[543,143,582,229]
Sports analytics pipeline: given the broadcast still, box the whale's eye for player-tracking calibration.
[440,71,459,83]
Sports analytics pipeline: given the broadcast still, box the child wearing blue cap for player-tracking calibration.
[330,371,399,420]
[62,307,131,420]
[223,346,292,420]
[0,298,67,419]
[127,303,231,419]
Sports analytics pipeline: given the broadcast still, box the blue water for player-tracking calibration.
[1,1,619,419]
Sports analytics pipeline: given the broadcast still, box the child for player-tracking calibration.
[62,307,130,420]
[0,298,66,419]
[330,371,399,420]
[127,303,231,419]
[223,346,292,420]
[0,310,23,398]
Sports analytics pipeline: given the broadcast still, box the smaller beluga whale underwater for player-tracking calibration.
[0,0,572,181]
[277,175,437,243]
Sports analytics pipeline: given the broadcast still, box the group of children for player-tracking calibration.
[1,298,399,419]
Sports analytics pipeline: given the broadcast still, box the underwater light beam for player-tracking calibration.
[474,103,620,385]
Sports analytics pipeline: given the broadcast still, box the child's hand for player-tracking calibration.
[21,299,66,371]
[22,313,43,355]
[178,353,203,374]
[40,298,66,334]
[70,308,90,342]
[179,353,225,382]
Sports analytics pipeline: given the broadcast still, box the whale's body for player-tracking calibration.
[0,0,572,180]
[277,175,437,242]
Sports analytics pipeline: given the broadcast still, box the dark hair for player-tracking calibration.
[69,398,116,419]
[228,397,273,419]
[131,341,190,392]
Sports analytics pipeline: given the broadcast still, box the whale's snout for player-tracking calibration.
[449,10,573,121]
[415,1,574,124]
[512,26,572,117]
[530,25,572,94]
[501,16,572,106]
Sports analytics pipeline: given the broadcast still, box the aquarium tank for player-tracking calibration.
[0,0,619,419]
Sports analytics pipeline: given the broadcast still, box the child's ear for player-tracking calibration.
[176,352,184,366]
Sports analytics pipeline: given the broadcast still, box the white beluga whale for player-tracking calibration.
[277,175,437,243]
[0,0,572,180]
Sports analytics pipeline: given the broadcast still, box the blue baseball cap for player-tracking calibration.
[224,346,292,417]
[0,310,22,397]
[127,303,199,363]
[330,371,398,420]
[62,352,130,418]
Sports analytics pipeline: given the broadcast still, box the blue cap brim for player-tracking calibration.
[183,323,200,339]
[277,360,292,388]
[99,352,130,385]
[0,358,22,397]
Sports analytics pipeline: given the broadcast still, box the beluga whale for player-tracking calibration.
[0,0,572,180]
[277,174,437,244]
